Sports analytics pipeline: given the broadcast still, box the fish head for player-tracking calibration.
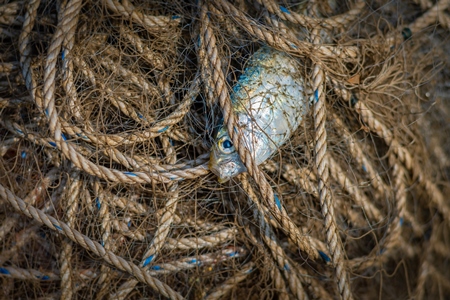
[209,127,247,183]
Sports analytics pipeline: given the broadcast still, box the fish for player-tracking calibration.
[209,46,311,182]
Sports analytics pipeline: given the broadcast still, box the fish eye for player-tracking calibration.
[219,139,234,154]
[223,140,233,149]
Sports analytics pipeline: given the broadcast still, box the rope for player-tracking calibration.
[0,181,185,300]
[2,0,448,298]
[200,0,318,260]
[311,27,353,300]
[60,171,81,300]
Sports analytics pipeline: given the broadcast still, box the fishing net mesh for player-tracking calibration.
[0,0,449,299]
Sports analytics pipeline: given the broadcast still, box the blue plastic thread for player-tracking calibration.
[48,141,57,147]
[228,251,239,257]
[0,267,10,275]
[274,194,281,210]
[187,259,197,264]
[284,264,290,271]
[41,275,50,280]
[61,133,67,141]
[124,172,137,177]
[62,50,65,61]
[53,224,62,231]
[362,164,367,172]
[143,255,154,267]
[279,6,290,14]
[151,265,162,270]
[399,217,404,226]
[16,128,23,134]
[76,133,88,140]
[21,151,27,159]
[45,109,49,116]
[95,197,101,209]
[171,15,180,20]
[158,126,169,133]
[318,250,331,262]
[314,89,319,102]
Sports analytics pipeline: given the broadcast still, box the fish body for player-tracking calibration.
[209,47,310,182]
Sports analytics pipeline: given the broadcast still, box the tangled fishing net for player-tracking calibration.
[1,0,450,299]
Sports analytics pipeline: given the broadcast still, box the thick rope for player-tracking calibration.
[240,174,308,300]
[0,181,185,300]
[311,28,353,300]
[212,0,359,60]
[200,0,318,260]
[60,171,81,300]
[355,101,450,223]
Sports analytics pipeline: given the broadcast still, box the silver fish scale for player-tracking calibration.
[233,47,309,165]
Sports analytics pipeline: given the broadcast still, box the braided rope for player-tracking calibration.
[201,0,318,260]
[60,0,82,122]
[111,219,146,241]
[0,181,184,300]
[60,172,81,300]
[113,182,179,299]
[95,181,114,295]
[18,0,204,186]
[330,80,450,227]
[0,115,205,184]
[258,0,365,30]
[164,227,238,250]
[311,28,353,300]
[113,135,180,299]
[240,174,308,300]
[0,266,59,281]
[328,155,383,223]
[355,101,450,223]
[385,0,450,49]
[0,2,23,26]
[103,0,180,28]
[0,216,17,242]
[330,111,390,199]
[382,155,415,255]
[0,118,208,183]
[0,169,59,264]
[212,0,359,60]
[409,0,450,33]
[204,262,255,300]
[243,227,290,299]
[2,0,447,298]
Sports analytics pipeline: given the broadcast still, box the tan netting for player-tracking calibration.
[1,0,450,299]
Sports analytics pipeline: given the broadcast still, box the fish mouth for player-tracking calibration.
[208,155,231,183]
[209,150,247,183]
